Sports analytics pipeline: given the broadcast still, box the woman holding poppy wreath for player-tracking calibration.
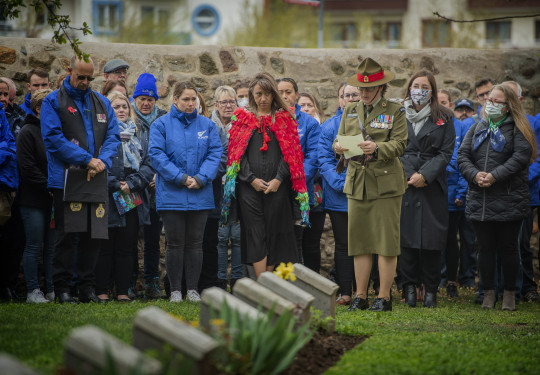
[333,57,408,312]
[399,70,455,308]
[220,72,309,278]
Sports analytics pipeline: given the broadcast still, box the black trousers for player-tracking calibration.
[519,208,538,294]
[52,189,101,294]
[445,211,462,283]
[0,199,25,293]
[198,217,219,292]
[95,209,139,296]
[328,210,355,296]
[302,210,326,273]
[473,220,521,291]
[400,247,441,294]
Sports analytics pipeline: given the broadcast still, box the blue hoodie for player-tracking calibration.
[40,77,120,189]
[0,103,18,190]
[447,117,474,211]
[149,105,222,211]
[20,93,33,115]
[318,113,347,212]
[526,114,540,207]
[295,104,321,206]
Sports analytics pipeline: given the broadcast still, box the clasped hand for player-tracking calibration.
[251,178,281,194]
[408,172,427,188]
[184,176,201,189]
[474,172,496,188]
[86,157,105,181]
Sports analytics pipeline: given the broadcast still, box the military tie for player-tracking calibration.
[365,104,373,120]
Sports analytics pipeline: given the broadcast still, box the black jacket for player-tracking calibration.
[16,114,52,209]
[458,116,531,222]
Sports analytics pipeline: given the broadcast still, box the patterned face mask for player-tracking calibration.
[485,101,506,118]
[410,88,431,106]
[238,97,249,108]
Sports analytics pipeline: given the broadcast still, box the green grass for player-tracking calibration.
[0,288,539,374]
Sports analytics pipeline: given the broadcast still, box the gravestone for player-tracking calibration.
[288,263,339,329]
[257,271,315,324]
[200,287,265,329]
[0,353,41,375]
[64,325,161,375]
[133,306,218,375]
[233,277,297,319]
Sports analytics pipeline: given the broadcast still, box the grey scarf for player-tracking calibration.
[404,99,431,135]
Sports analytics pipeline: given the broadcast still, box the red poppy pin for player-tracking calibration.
[68,106,77,114]
[436,119,444,126]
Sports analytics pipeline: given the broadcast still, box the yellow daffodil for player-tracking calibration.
[273,262,296,281]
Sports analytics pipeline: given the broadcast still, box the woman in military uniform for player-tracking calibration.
[333,57,408,312]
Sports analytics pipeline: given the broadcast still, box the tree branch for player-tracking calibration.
[433,11,540,23]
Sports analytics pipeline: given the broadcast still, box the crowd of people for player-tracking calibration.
[0,55,539,313]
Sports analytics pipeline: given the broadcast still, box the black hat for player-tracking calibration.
[454,98,474,111]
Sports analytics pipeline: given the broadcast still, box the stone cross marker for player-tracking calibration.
[257,272,315,324]
[64,325,162,375]
[288,263,339,329]
[0,353,41,375]
[233,277,297,318]
[200,287,265,329]
[133,306,218,375]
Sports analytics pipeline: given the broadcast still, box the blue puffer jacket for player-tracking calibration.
[295,104,321,206]
[447,117,474,211]
[527,114,540,206]
[318,114,347,212]
[149,105,222,211]
[41,79,120,189]
[20,93,33,115]
[0,103,18,190]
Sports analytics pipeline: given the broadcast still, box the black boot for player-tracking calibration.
[424,292,437,308]
[404,284,417,307]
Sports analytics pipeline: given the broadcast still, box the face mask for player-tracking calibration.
[238,97,249,108]
[485,101,506,118]
[410,88,431,106]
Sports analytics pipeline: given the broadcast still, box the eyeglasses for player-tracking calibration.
[342,93,360,99]
[476,90,491,98]
[218,100,237,107]
[76,75,95,82]
[486,98,507,105]
[111,69,128,75]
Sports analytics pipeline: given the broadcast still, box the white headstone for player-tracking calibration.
[233,277,297,318]
[0,353,41,375]
[64,325,162,375]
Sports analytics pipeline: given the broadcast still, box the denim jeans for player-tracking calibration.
[19,205,55,293]
[217,222,242,280]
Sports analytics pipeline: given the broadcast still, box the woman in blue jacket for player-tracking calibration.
[149,81,222,303]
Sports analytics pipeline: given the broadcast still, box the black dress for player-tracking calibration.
[237,127,298,265]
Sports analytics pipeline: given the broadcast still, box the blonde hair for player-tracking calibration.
[299,92,324,122]
[31,88,53,113]
[214,85,237,103]
[107,91,133,125]
[484,84,537,164]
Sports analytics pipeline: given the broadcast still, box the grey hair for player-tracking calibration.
[502,81,522,97]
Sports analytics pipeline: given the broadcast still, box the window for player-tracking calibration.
[329,22,357,48]
[191,5,220,37]
[422,20,451,47]
[93,1,122,35]
[486,21,511,45]
[141,6,170,27]
[373,21,401,48]
[536,20,540,43]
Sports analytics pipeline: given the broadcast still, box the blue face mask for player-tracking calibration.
[410,88,431,106]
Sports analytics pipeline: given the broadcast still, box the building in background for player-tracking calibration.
[1,0,539,49]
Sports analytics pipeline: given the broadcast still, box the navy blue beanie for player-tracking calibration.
[133,73,158,99]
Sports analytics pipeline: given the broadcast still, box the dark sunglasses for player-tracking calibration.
[77,75,95,82]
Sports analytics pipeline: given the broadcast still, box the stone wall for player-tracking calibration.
[1,38,540,117]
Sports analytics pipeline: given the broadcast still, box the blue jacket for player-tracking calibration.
[20,93,33,115]
[295,104,321,206]
[41,79,121,189]
[447,117,473,211]
[527,114,540,207]
[318,114,347,212]
[0,103,18,190]
[149,105,222,211]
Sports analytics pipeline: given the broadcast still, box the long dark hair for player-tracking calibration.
[248,72,294,119]
[404,70,452,123]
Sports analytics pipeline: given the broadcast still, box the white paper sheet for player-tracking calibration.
[337,134,365,159]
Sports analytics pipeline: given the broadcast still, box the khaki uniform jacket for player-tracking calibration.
[333,98,408,201]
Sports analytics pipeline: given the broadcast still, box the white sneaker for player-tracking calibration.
[27,289,49,304]
[45,291,55,302]
[186,289,201,302]
[170,290,183,303]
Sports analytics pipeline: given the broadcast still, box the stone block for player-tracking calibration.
[200,287,265,330]
[257,272,315,324]
[200,53,219,75]
[233,277,298,319]
[29,52,55,70]
[0,353,41,374]
[219,50,238,72]
[270,57,284,74]
[0,46,16,64]
[288,263,339,327]
[165,56,196,73]
[64,325,161,375]
[133,306,218,374]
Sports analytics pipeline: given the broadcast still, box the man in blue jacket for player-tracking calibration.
[41,56,120,304]
[20,68,51,115]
